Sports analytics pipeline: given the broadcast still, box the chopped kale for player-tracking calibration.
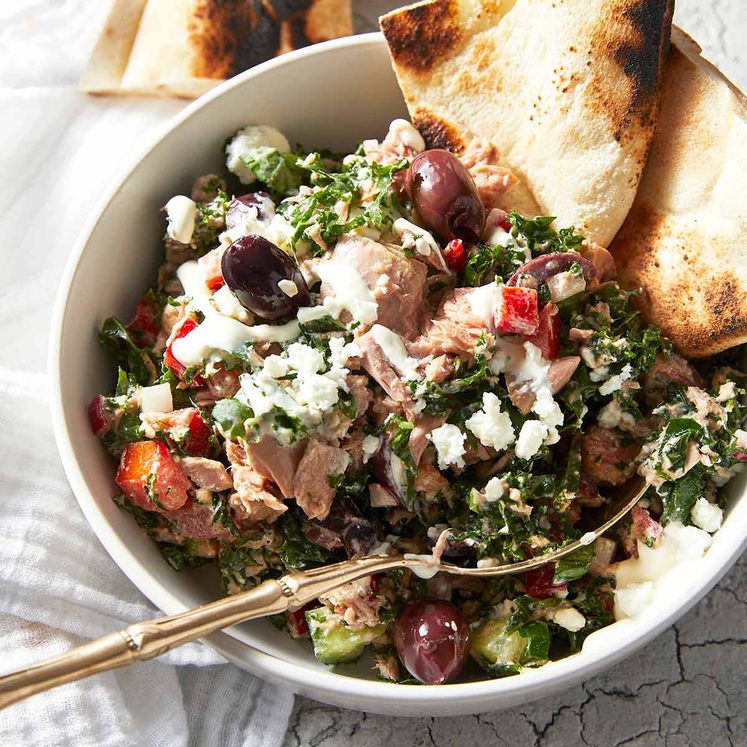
[276,514,336,571]
[212,398,254,439]
[99,316,156,386]
[240,149,307,196]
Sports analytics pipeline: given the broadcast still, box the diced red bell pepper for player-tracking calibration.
[116,440,192,513]
[443,239,467,273]
[496,214,512,233]
[88,394,109,436]
[525,303,560,359]
[525,563,567,599]
[205,274,225,293]
[127,295,161,345]
[164,318,205,385]
[495,286,539,336]
[734,451,747,462]
[183,411,212,456]
[286,602,316,638]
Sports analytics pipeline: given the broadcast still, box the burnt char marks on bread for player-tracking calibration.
[379,0,462,75]
[412,109,465,152]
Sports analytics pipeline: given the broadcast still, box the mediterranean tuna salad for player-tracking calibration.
[89,120,747,684]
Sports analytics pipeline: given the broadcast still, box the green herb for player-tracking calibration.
[657,418,703,473]
[517,621,551,662]
[298,315,347,334]
[276,515,336,571]
[659,464,706,525]
[99,316,156,386]
[211,494,240,537]
[158,542,212,571]
[212,398,254,439]
[553,545,595,583]
[509,212,585,254]
[240,148,307,196]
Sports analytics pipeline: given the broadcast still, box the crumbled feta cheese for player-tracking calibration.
[598,364,633,396]
[225,125,290,185]
[515,420,548,460]
[138,383,173,414]
[484,476,506,503]
[165,195,197,244]
[589,365,610,383]
[286,342,324,374]
[362,435,381,463]
[690,497,723,533]
[465,392,515,451]
[550,606,586,632]
[261,354,289,378]
[429,424,467,470]
[278,279,298,297]
[476,557,501,568]
[546,271,586,303]
[597,398,636,431]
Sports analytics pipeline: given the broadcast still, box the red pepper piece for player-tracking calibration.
[496,286,539,336]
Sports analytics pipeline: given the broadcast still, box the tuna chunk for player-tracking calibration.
[325,236,428,339]
[318,576,385,629]
[166,499,236,542]
[507,356,580,414]
[410,285,498,360]
[581,425,640,486]
[347,374,373,419]
[180,457,233,491]
[292,439,351,521]
[230,468,287,524]
[227,436,305,498]
[459,138,516,209]
[357,329,412,404]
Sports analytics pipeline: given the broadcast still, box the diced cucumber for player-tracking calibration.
[470,618,550,677]
[305,607,386,665]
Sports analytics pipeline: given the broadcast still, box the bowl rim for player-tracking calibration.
[49,32,747,711]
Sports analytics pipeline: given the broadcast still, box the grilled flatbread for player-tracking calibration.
[611,29,747,358]
[81,0,352,98]
[380,0,674,247]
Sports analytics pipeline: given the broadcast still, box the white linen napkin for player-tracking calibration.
[0,2,294,744]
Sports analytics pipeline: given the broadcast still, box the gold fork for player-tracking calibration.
[0,476,647,708]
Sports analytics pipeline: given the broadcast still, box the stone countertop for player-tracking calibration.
[283,1,747,745]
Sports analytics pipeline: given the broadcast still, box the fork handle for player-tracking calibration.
[0,577,289,710]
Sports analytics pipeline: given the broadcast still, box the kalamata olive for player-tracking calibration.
[506,252,597,288]
[225,192,274,231]
[406,150,486,242]
[394,600,471,685]
[221,235,310,320]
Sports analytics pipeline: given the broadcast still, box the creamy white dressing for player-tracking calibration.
[612,522,713,620]
[171,315,300,367]
[468,283,498,323]
[403,554,440,580]
[176,260,214,317]
[370,324,420,379]
[314,261,379,326]
[392,217,440,257]
[165,196,197,245]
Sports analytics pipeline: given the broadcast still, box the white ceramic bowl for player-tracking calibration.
[50,33,747,716]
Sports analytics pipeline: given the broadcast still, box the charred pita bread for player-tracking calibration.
[611,28,747,358]
[80,0,352,98]
[380,0,674,247]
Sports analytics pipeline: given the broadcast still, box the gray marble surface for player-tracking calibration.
[283,1,747,744]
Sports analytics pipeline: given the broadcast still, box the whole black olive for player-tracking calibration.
[406,150,486,242]
[221,235,310,320]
